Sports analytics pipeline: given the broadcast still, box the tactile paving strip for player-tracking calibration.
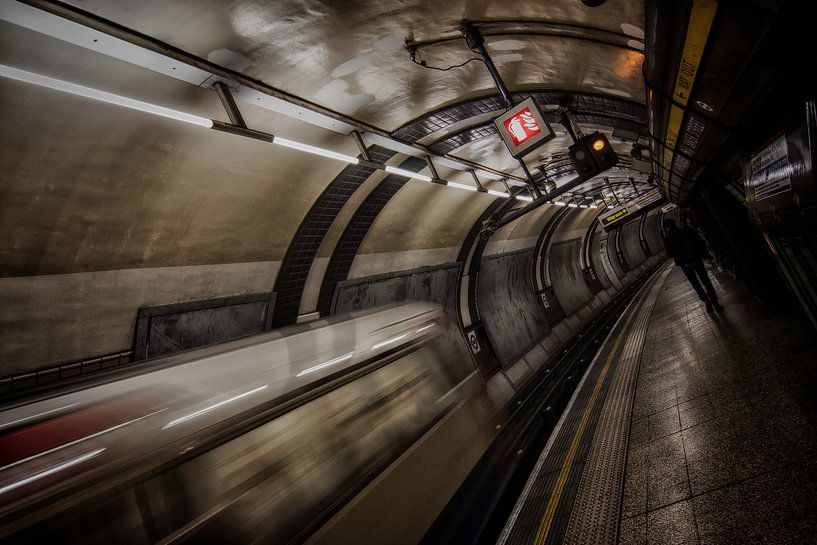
[497,264,671,545]
[563,265,672,545]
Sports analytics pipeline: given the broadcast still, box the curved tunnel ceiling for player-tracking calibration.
[56,0,647,131]
[0,0,659,371]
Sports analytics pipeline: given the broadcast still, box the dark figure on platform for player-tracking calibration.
[662,218,724,313]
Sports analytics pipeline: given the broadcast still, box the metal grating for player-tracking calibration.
[430,123,499,155]
[393,92,646,144]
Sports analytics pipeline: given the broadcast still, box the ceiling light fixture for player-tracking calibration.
[0,64,213,128]
[385,165,432,182]
[273,136,359,164]
[553,200,567,206]
[1,64,536,198]
[447,181,478,192]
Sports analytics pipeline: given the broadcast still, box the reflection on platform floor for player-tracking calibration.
[619,266,817,544]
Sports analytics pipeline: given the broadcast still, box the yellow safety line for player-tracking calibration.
[661,0,718,193]
[531,287,649,545]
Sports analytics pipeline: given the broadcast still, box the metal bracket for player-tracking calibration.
[351,130,371,161]
[518,159,543,199]
[426,155,440,180]
[213,81,246,128]
[461,23,514,109]
[469,169,484,191]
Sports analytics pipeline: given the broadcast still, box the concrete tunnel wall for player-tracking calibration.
[0,9,659,383]
[473,206,666,373]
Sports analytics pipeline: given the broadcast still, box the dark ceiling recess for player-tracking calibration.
[581,0,607,6]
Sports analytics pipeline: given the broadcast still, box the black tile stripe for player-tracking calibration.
[272,90,647,327]
[317,156,428,316]
[393,91,645,144]
[270,145,397,327]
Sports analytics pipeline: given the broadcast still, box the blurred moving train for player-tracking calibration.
[0,303,462,544]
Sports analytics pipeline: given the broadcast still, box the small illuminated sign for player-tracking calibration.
[599,189,664,231]
[605,208,629,223]
[494,97,555,158]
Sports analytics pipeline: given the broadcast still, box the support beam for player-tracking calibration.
[605,177,621,205]
[213,81,246,128]
[518,159,543,198]
[469,170,484,191]
[462,23,514,109]
[630,177,641,196]
[5,1,528,185]
[490,174,588,230]
[351,130,371,161]
[425,155,440,180]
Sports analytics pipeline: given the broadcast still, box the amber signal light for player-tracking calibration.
[592,139,606,151]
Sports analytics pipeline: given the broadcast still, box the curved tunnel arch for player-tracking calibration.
[268,90,651,332]
[0,2,663,388]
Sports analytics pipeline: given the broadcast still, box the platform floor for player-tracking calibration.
[499,264,817,545]
[619,266,817,544]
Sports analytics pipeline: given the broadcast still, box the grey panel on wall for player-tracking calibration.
[621,221,647,269]
[644,214,664,255]
[333,264,474,383]
[134,292,275,360]
[479,249,550,368]
[607,231,626,280]
[551,239,593,316]
[591,227,613,290]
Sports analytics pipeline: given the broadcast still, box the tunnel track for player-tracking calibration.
[420,260,668,545]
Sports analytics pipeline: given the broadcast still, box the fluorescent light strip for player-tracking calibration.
[0,64,213,128]
[589,204,599,208]
[516,195,534,202]
[0,448,105,496]
[568,203,579,208]
[163,385,268,429]
[487,189,510,198]
[416,323,436,333]
[553,201,567,206]
[273,136,359,164]
[371,332,410,351]
[385,165,432,182]
[447,181,478,192]
[296,352,354,377]
[0,404,76,432]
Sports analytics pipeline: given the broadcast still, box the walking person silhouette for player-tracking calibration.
[662,218,724,313]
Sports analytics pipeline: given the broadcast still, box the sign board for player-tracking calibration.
[599,189,663,232]
[467,331,481,354]
[494,97,555,158]
[746,134,792,201]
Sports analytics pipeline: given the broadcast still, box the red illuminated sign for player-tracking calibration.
[502,107,542,146]
[494,97,555,159]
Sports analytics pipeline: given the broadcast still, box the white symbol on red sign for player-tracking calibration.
[503,107,541,146]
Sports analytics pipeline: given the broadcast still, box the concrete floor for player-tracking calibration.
[619,267,817,544]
